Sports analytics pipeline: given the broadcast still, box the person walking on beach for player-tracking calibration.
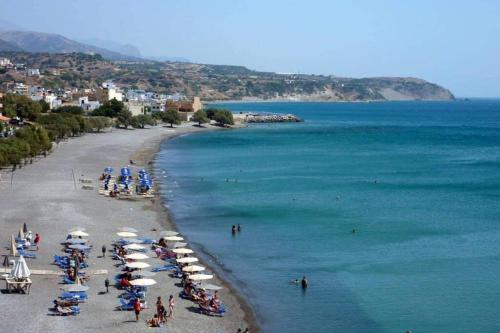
[101,245,107,258]
[34,233,40,250]
[168,295,175,318]
[134,298,142,322]
[156,296,163,318]
[105,278,110,293]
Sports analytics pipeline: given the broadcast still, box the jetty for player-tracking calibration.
[238,113,303,123]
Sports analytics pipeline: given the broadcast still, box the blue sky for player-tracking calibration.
[1,0,499,97]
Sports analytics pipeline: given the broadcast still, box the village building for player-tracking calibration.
[0,57,13,68]
[27,68,41,77]
[78,96,101,112]
[166,96,202,121]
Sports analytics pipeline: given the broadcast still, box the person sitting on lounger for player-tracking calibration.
[120,277,132,289]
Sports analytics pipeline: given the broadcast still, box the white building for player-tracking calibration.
[101,81,115,89]
[125,101,146,116]
[78,96,101,112]
[108,88,123,102]
[27,68,40,76]
[0,57,13,67]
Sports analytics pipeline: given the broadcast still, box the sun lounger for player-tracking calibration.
[60,291,88,300]
[118,298,146,311]
[52,305,80,316]
[18,250,37,258]
[151,264,177,272]
[199,303,226,316]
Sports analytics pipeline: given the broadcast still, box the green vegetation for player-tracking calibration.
[130,114,155,129]
[0,126,52,168]
[91,98,126,118]
[161,109,181,128]
[53,105,84,115]
[191,109,209,126]
[0,94,42,120]
[205,108,234,126]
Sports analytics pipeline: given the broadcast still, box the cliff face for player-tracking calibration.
[0,52,454,101]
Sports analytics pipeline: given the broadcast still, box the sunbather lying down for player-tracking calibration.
[52,305,79,315]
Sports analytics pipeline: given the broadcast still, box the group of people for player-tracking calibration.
[231,224,242,235]
[144,295,175,327]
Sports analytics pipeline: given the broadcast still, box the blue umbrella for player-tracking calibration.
[104,167,113,173]
[138,169,147,175]
[120,167,131,176]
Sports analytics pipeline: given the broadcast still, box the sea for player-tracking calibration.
[155,100,500,333]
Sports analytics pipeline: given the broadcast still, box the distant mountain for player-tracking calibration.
[0,30,140,61]
[78,38,142,58]
[0,38,23,52]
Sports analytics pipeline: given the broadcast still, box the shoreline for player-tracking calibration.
[131,126,260,332]
[0,123,256,333]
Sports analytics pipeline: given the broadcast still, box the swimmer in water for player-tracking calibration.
[301,276,308,289]
[231,225,236,235]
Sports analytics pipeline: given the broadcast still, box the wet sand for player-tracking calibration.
[0,124,256,333]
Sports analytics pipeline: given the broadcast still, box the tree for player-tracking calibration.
[205,108,218,120]
[53,105,84,115]
[213,110,234,126]
[38,100,50,113]
[161,109,181,128]
[132,114,155,129]
[191,110,209,126]
[115,109,133,128]
[91,98,126,118]
[0,94,42,120]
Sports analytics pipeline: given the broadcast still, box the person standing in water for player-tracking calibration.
[237,224,242,232]
[231,225,236,235]
[301,276,308,289]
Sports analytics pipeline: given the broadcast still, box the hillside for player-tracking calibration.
[0,30,139,61]
[0,52,454,101]
[0,38,23,52]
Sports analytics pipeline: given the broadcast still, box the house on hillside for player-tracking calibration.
[78,96,100,112]
[0,57,13,68]
[165,96,202,121]
[13,83,29,96]
[27,68,41,76]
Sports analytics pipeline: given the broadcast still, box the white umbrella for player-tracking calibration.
[165,236,184,241]
[125,262,150,269]
[188,274,213,281]
[129,278,156,286]
[119,227,138,233]
[124,243,146,250]
[172,248,193,254]
[160,230,179,237]
[176,257,199,264]
[68,230,89,237]
[117,231,138,238]
[62,284,89,292]
[68,227,86,233]
[11,255,31,279]
[200,283,223,291]
[172,242,187,248]
[182,265,205,272]
[18,228,25,240]
[125,253,150,260]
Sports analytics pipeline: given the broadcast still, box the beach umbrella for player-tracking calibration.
[65,238,88,244]
[119,227,138,233]
[68,227,86,233]
[120,167,131,176]
[129,278,156,286]
[10,234,18,257]
[125,253,150,260]
[11,255,31,279]
[124,243,146,251]
[160,230,179,237]
[63,284,89,292]
[117,231,138,238]
[182,265,205,272]
[18,228,25,240]
[138,169,147,175]
[68,230,89,237]
[172,248,193,254]
[3,256,10,268]
[176,257,199,264]
[104,167,113,173]
[172,242,187,248]
[125,262,150,269]
[23,223,28,234]
[200,284,223,291]
[188,274,213,281]
[68,244,91,250]
[165,236,184,242]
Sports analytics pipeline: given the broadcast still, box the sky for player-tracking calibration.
[1,0,500,97]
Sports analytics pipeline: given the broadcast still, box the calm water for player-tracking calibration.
[155,101,500,333]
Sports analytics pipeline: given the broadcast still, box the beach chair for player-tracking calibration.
[151,264,177,272]
[18,250,37,258]
[60,291,88,302]
[52,305,80,316]
[199,303,226,317]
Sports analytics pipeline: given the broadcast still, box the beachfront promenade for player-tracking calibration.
[0,125,250,333]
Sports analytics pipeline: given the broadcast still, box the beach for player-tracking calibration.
[0,124,256,333]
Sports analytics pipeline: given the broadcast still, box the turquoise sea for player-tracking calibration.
[155,101,500,333]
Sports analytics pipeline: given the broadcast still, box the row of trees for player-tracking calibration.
[0,126,52,168]
[36,113,112,140]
